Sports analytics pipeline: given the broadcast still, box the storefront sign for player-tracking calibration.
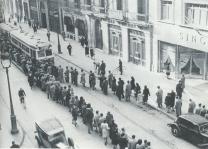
[179,32,208,47]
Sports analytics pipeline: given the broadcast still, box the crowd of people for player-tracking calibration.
[10,44,152,149]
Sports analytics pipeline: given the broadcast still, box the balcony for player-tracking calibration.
[93,5,106,18]
[81,4,93,14]
[108,10,124,20]
[127,12,148,23]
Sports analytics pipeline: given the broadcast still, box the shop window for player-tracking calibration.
[161,0,173,22]
[117,0,123,10]
[138,0,146,14]
[185,3,208,28]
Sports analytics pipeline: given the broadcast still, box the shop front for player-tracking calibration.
[128,29,145,66]
[157,24,208,80]
[109,24,122,56]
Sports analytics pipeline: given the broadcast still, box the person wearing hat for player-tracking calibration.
[176,81,183,99]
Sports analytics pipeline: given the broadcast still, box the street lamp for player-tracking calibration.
[0,40,19,134]
[57,32,62,54]
[57,0,62,54]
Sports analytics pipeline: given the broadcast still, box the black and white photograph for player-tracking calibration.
[0,0,208,149]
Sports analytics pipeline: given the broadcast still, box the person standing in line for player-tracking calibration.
[70,67,74,84]
[195,103,202,115]
[101,120,110,145]
[181,74,185,92]
[125,81,131,102]
[58,65,64,83]
[67,43,72,56]
[176,81,183,99]
[134,83,141,101]
[111,77,117,95]
[142,85,150,104]
[170,90,176,111]
[200,105,207,117]
[188,99,196,113]
[130,77,135,90]
[103,78,108,95]
[156,86,163,108]
[90,48,94,59]
[74,69,78,86]
[175,97,182,117]
[47,30,50,41]
[64,66,70,83]
[72,105,78,127]
[119,59,123,75]
[80,69,86,87]
[80,36,85,48]
[128,135,137,149]
[108,71,113,89]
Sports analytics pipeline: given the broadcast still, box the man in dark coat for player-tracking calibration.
[117,78,124,101]
[100,61,106,75]
[170,90,176,111]
[90,48,94,59]
[80,36,85,47]
[85,104,94,134]
[67,43,72,56]
[64,66,70,83]
[70,67,74,84]
[85,46,89,56]
[143,85,150,104]
[74,69,78,86]
[99,74,105,90]
[176,81,183,99]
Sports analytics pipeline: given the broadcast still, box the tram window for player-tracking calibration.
[45,48,52,56]
[37,50,45,58]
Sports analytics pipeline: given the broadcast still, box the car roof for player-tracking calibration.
[36,118,64,136]
[179,114,208,126]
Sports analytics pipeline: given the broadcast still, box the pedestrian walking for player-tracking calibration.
[125,81,131,102]
[90,48,94,59]
[85,46,89,56]
[101,120,110,145]
[188,99,196,113]
[80,36,85,47]
[176,81,183,99]
[156,86,163,108]
[18,88,26,109]
[142,85,150,104]
[181,74,185,92]
[119,59,123,75]
[47,30,50,41]
[100,61,106,75]
[80,69,86,87]
[175,97,182,117]
[67,43,72,56]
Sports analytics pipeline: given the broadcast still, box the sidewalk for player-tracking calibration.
[0,93,25,148]
[5,21,208,119]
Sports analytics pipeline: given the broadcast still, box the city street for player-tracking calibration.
[0,54,198,148]
[1,0,208,148]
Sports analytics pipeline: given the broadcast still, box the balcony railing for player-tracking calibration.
[127,12,147,23]
[108,10,124,20]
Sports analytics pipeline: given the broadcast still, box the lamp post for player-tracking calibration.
[1,40,19,134]
[57,0,62,54]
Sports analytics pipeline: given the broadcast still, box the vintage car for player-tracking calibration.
[35,118,72,148]
[168,114,208,148]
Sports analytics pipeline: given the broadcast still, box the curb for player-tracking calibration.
[17,121,26,147]
[146,102,176,120]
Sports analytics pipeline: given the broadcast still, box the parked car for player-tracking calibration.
[168,114,208,148]
[35,118,73,148]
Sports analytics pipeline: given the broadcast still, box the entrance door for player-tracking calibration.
[129,36,145,66]
[95,20,103,49]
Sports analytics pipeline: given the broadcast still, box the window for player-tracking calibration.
[37,50,45,58]
[185,3,208,28]
[161,0,173,21]
[117,0,122,10]
[138,0,146,14]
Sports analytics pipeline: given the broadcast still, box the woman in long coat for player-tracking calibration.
[111,77,117,94]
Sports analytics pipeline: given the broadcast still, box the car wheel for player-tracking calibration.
[171,127,180,137]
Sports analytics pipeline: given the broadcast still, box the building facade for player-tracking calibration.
[150,0,208,80]
[60,0,153,70]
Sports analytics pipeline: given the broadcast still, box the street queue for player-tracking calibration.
[10,39,152,149]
